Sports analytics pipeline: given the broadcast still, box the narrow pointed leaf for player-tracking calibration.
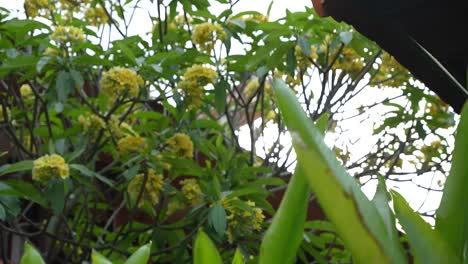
[272,78,406,264]
[124,242,151,264]
[20,242,46,264]
[391,190,460,264]
[91,250,113,264]
[372,177,406,259]
[259,166,309,264]
[435,103,468,259]
[193,230,222,264]
[232,248,245,264]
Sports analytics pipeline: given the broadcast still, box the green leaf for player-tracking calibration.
[435,103,468,259]
[0,180,47,207]
[208,203,227,237]
[70,69,84,90]
[56,71,74,102]
[286,47,297,76]
[232,248,244,264]
[91,250,113,264]
[272,78,406,263]
[259,166,309,264]
[391,190,460,264]
[215,80,228,114]
[0,204,5,221]
[44,180,65,215]
[124,242,151,264]
[371,177,406,259]
[0,160,33,176]
[70,164,115,187]
[36,56,50,73]
[297,36,311,57]
[193,230,222,264]
[20,242,46,264]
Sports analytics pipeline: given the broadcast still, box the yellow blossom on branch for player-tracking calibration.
[192,22,226,52]
[166,133,194,159]
[221,197,265,243]
[127,169,164,207]
[100,67,144,102]
[180,178,202,205]
[25,0,51,18]
[32,154,69,183]
[118,135,147,156]
[84,6,108,27]
[20,84,33,98]
[178,65,217,107]
[51,26,86,44]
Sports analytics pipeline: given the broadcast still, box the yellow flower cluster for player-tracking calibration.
[372,53,409,88]
[78,113,106,136]
[25,0,51,18]
[180,178,202,205]
[331,48,364,79]
[79,113,137,139]
[51,26,86,44]
[32,154,69,183]
[178,65,217,107]
[84,7,108,27]
[244,77,260,99]
[222,198,265,243]
[127,169,164,206]
[192,22,227,52]
[166,133,194,159]
[100,67,144,101]
[241,14,269,23]
[20,84,33,98]
[118,135,147,156]
[295,45,318,70]
[265,110,276,122]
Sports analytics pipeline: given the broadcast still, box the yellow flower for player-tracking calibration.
[192,22,226,52]
[118,135,146,156]
[51,26,85,43]
[331,48,364,79]
[265,110,276,122]
[25,0,49,18]
[294,45,318,70]
[166,133,194,159]
[180,179,202,205]
[78,113,106,136]
[178,65,217,107]
[100,67,144,101]
[127,169,164,206]
[221,198,265,243]
[32,154,70,182]
[20,84,34,99]
[244,77,259,99]
[84,6,108,27]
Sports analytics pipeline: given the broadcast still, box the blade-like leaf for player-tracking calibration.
[391,190,460,264]
[0,180,47,207]
[435,103,468,259]
[232,248,244,264]
[272,78,406,263]
[0,160,34,176]
[91,250,113,264]
[259,166,309,264]
[20,242,46,264]
[124,242,151,264]
[193,230,222,264]
[372,177,406,259]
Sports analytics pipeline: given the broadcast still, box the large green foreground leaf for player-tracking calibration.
[392,191,460,264]
[193,230,222,264]
[272,78,406,263]
[435,103,468,261]
[259,166,309,264]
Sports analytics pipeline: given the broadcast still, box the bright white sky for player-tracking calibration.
[1,0,444,224]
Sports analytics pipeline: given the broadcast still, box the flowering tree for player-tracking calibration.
[0,0,457,263]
